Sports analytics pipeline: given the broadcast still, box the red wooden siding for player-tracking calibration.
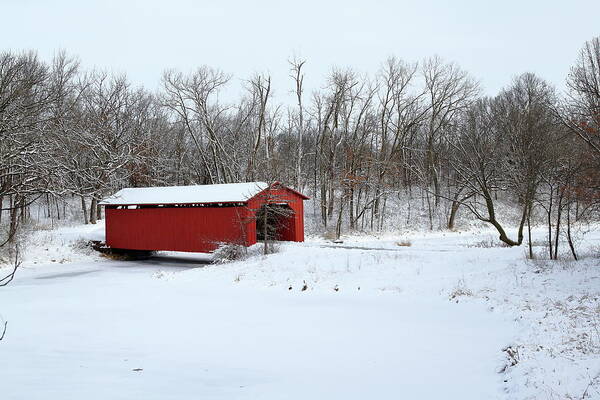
[105,206,250,253]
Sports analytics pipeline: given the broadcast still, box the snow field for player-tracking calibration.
[0,223,598,399]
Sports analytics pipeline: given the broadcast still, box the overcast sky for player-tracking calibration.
[2,0,599,102]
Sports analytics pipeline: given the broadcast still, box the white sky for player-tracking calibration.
[2,0,599,103]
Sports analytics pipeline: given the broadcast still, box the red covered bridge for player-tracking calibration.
[100,182,309,253]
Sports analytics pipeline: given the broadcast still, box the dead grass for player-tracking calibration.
[528,239,548,247]
[449,279,473,301]
[467,238,509,248]
[525,248,581,270]
[322,230,338,241]
[100,250,155,261]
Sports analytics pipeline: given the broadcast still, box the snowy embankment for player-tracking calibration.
[0,223,599,399]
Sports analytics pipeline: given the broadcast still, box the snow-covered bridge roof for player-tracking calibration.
[100,182,269,205]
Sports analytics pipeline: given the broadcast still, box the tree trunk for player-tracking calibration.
[81,196,88,224]
[47,194,52,218]
[406,194,412,226]
[89,198,98,224]
[335,191,346,239]
[349,187,355,230]
[547,211,553,259]
[448,200,460,230]
[553,212,560,260]
[432,171,440,207]
[262,205,269,255]
[566,201,578,261]
[327,186,335,221]
[9,196,19,243]
[527,208,533,259]
[320,182,327,227]
[56,197,61,220]
[20,201,26,224]
[482,189,528,247]
[379,197,387,232]
[553,191,564,260]
[373,182,382,227]
[425,190,433,231]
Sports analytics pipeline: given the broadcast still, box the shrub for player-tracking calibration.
[212,243,248,264]
[70,238,95,255]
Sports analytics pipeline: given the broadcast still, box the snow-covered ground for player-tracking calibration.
[0,222,599,399]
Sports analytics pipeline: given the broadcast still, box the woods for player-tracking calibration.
[1,37,599,254]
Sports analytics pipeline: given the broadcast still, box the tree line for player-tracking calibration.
[1,37,599,256]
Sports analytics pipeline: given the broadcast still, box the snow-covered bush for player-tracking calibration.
[212,242,273,263]
[212,243,248,264]
[70,238,95,255]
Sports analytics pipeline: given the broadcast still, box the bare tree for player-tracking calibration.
[446,74,558,246]
[246,73,273,180]
[559,36,600,224]
[0,51,57,241]
[563,37,600,157]
[53,72,154,223]
[373,57,427,229]
[289,58,306,191]
[162,67,235,184]
[421,56,479,205]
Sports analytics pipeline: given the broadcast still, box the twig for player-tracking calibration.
[0,321,6,341]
